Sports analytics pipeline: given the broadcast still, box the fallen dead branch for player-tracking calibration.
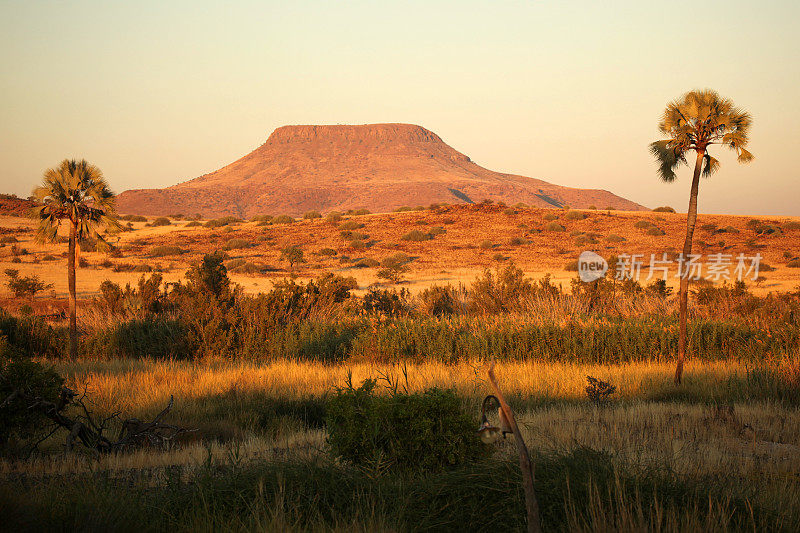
[5,386,194,454]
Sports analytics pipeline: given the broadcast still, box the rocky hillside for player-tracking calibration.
[117,124,646,217]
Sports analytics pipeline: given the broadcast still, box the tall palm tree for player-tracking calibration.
[650,90,753,385]
[32,159,120,359]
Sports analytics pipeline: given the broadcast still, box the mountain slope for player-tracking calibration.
[116,124,646,217]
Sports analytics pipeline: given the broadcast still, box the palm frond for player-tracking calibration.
[702,153,720,177]
[649,140,686,182]
[737,147,754,163]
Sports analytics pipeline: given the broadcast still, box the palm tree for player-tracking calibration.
[31,159,120,359]
[650,90,753,385]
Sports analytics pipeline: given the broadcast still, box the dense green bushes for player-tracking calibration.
[327,378,487,472]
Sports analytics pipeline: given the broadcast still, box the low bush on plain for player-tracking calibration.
[326,378,487,472]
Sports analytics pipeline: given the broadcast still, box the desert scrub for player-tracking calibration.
[354,258,379,268]
[272,214,295,224]
[646,226,666,236]
[326,378,487,472]
[120,214,147,222]
[545,221,566,232]
[150,217,171,227]
[303,210,322,219]
[402,230,432,241]
[543,212,559,221]
[652,206,676,213]
[205,216,242,228]
[223,238,250,250]
[338,220,364,231]
[564,210,587,221]
[605,234,626,243]
[149,245,184,257]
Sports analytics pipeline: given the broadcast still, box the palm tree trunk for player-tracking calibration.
[676,149,705,385]
[67,221,78,360]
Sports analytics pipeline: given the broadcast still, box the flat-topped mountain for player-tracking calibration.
[116,123,646,217]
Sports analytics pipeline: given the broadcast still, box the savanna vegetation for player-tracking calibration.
[2,250,800,531]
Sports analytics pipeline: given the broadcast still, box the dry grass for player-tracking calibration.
[3,358,795,480]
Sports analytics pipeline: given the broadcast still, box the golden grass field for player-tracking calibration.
[2,358,798,530]
[1,203,799,309]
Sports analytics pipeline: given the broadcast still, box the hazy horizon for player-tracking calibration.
[2,1,798,216]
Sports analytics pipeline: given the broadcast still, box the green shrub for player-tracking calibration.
[429,226,447,236]
[479,239,493,250]
[564,210,587,220]
[574,235,596,246]
[394,206,414,212]
[543,212,559,221]
[605,234,626,243]
[348,208,371,216]
[280,246,304,270]
[223,238,250,250]
[545,222,566,232]
[377,253,411,283]
[326,379,487,472]
[509,236,528,246]
[349,239,366,250]
[316,248,338,256]
[646,226,666,236]
[303,211,322,220]
[402,230,431,242]
[151,217,171,227]
[84,317,192,360]
[185,221,202,227]
[634,220,652,229]
[150,245,184,257]
[0,354,63,446]
[133,264,153,273]
[652,206,676,213]
[4,269,51,298]
[272,215,295,224]
[250,214,273,223]
[121,214,147,222]
[719,225,740,233]
[326,212,344,223]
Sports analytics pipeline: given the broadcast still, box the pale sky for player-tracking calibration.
[2,1,798,216]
